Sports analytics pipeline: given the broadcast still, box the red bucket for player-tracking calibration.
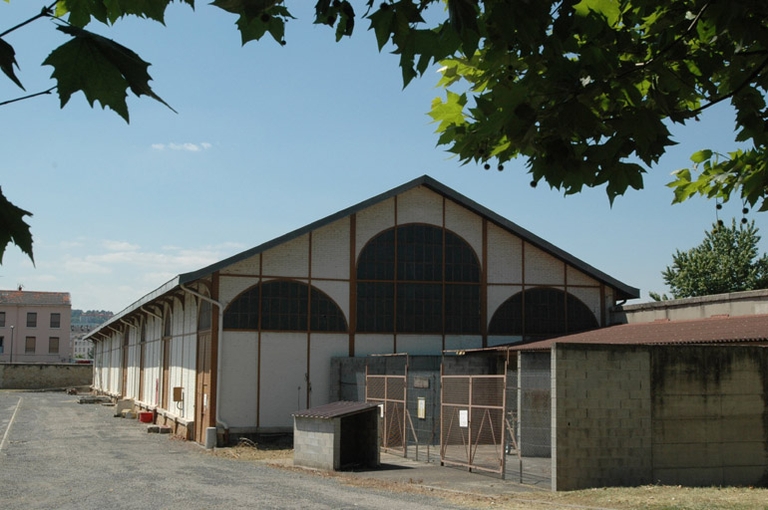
[138,411,154,423]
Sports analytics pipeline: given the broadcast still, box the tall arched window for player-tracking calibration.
[356,224,481,334]
[223,280,347,332]
[488,287,598,340]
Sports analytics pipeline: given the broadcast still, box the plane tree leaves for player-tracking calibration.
[43,24,175,122]
[0,38,24,89]
[4,0,768,264]
[0,187,33,265]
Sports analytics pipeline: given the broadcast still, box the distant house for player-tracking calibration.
[0,290,72,363]
[85,175,638,444]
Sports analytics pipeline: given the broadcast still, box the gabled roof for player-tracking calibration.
[506,314,768,351]
[88,175,638,339]
[0,290,71,307]
[179,175,639,299]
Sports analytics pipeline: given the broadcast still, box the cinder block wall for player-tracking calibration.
[293,417,340,470]
[651,346,768,486]
[553,344,768,491]
[0,363,93,389]
[552,344,653,491]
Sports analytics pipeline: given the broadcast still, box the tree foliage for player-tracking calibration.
[0,187,33,264]
[660,219,768,298]
[3,0,768,263]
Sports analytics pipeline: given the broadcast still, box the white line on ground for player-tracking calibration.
[0,396,22,451]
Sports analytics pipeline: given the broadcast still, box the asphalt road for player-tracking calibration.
[0,390,470,510]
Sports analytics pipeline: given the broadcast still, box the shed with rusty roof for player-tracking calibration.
[293,401,380,471]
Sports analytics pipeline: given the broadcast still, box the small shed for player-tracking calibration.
[293,401,380,471]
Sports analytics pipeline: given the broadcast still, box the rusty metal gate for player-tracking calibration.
[440,374,507,477]
[366,369,408,455]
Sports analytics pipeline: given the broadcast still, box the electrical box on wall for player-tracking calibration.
[172,387,183,402]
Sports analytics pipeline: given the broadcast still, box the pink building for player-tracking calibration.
[0,290,72,363]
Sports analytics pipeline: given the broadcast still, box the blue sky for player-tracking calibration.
[2,2,766,313]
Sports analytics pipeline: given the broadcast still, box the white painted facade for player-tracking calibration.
[86,176,637,442]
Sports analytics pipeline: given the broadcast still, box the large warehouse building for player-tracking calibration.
[85,175,638,445]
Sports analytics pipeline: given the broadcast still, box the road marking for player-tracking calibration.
[0,397,22,451]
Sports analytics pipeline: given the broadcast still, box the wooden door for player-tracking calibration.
[195,331,212,444]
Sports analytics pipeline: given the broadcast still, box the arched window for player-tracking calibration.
[488,287,598,339]
[223,280,347,332]
[356,224,481,333]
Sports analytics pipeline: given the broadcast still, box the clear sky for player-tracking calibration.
[2,2,766,313]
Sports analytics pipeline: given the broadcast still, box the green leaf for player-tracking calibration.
[0,37,24,90]
[0,187,34,265]
[58,0,192,26]
[212,0,294,45]
[573,0,620,25]
[367,5,395,50]
[690,149,713,164]
[43,24,174,122]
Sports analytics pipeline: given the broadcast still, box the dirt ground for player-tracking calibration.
[212,443,768,510]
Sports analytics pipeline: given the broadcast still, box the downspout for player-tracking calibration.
[179,283,229,437]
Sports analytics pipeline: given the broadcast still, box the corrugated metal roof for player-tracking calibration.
[0,290,71,307]
[504,314,768,351]
[293,401,380,420]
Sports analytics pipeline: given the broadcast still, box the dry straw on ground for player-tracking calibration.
[212,444,768,510]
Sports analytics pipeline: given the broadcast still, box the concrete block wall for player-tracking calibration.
[614,289,768,324]
[0,363,93,389]
[293,417,340,470]
[553,344,653,491]
[651,346,768,486]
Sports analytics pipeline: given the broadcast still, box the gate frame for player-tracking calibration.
[365,359,410,456]
[440,366,508,477]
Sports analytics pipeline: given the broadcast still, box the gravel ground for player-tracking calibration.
[0,390,472,510]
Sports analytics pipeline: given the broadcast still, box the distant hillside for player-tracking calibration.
[71,309,113,327]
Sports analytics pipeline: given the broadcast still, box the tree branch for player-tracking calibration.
[690,54,768,116]
[0,3,57,39]
[0,86,56,107]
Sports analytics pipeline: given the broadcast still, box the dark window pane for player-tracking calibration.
[396,283,442,333]
[357,282,394,332]
[224,281,347,332]
[356,224,481,335]
[445,284,480,333]
[488,287,598,339]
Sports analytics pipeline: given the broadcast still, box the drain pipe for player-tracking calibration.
[179,282,227,448]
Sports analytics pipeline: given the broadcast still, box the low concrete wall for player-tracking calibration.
[553,344,768,491]
[0,363,93,389]
[651,346,768,486]
[613,289,768,324]
[553,344,653,491]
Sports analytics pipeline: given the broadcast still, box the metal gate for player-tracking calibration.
[366,370,407,455]
[440,374,507,477]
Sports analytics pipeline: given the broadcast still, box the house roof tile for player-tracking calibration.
[0,290,71,307]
